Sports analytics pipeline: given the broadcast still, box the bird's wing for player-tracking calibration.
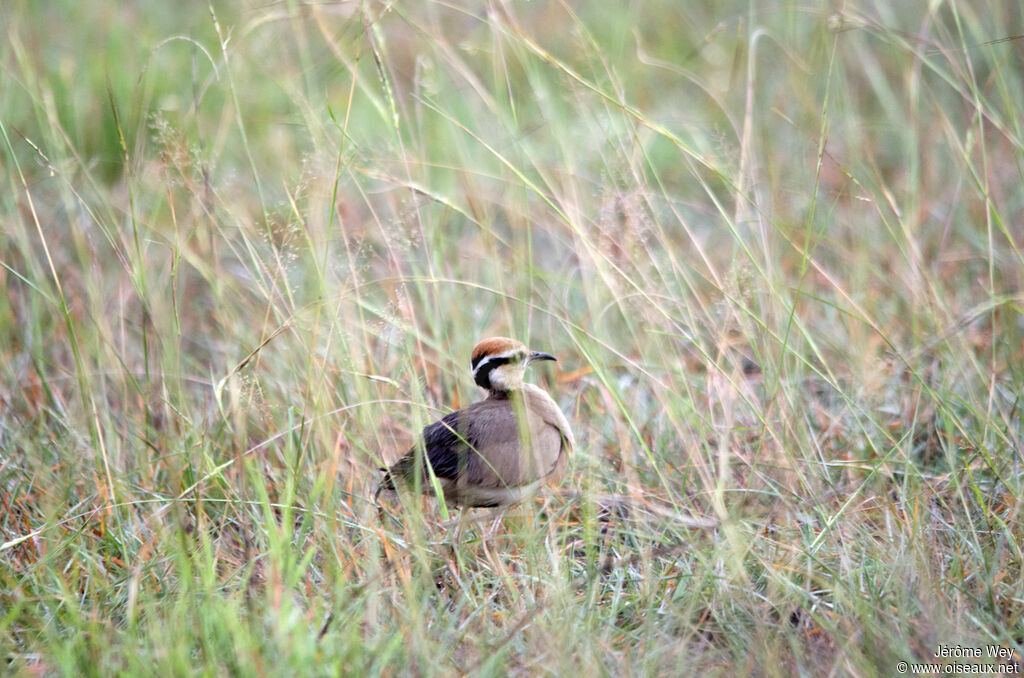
[382,402,499,487]
[463,394,567,489]
[420,408,478,478]
[383,393,569,491]
[461,404,523,489]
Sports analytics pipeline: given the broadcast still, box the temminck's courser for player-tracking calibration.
[378,337,574,508]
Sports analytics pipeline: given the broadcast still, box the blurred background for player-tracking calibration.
[3,1,1023,675]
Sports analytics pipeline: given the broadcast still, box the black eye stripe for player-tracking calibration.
[471,354,520,389]
[474,359,498,388]
[472,354,514,372]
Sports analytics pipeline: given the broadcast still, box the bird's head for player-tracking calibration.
[470,337,557,392]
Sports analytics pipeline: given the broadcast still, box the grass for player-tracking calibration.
[2,0,1024,675]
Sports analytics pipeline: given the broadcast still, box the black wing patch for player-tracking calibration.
[381,410,477,488]
[420,411,472,478]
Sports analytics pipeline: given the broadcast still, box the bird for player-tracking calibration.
[378,337,575,509]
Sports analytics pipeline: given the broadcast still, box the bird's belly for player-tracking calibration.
[445,478,546,508]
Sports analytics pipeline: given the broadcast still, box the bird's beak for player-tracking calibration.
[528,351,557,363]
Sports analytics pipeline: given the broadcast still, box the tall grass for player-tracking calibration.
[2,1,1023,675]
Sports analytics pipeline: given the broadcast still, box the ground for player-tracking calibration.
[2,1,1023,675]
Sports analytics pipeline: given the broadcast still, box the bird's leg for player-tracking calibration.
[479,510,528,614]
[451,506,470,548]
[479,521,506,579]
[485,508,508,539]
